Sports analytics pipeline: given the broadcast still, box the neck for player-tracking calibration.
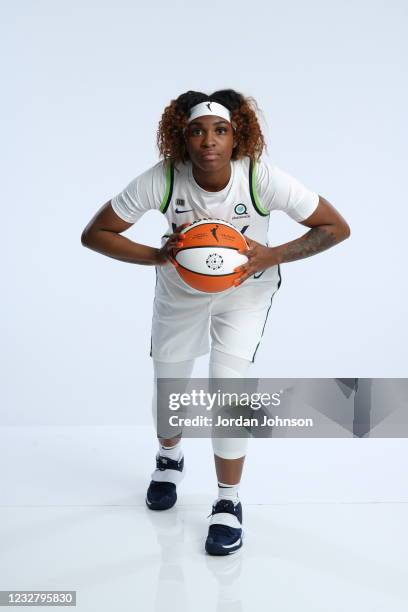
[192,161,231,192]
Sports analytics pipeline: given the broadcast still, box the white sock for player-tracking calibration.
[159,439,183,462]
[217,481,240,503]
[151,439,184,485]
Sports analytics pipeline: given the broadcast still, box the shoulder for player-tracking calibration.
[253,156,275,182]
[119,160,167,195]
[112,160,169,216]
[253,156,296,195]
[231,155,251,173]
[252,157,319,219]
[231,155,271,183]
[138,159,168,184]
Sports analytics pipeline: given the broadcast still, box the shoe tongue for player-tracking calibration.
[215,499,234,512]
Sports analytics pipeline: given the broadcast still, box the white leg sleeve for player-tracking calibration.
[152,358,195,438]
[209,348,251,460]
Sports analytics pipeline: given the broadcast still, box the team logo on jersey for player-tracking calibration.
[206,253,223,270]
[234,203,247,215]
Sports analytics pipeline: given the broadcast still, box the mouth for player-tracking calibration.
[200,152,219,161]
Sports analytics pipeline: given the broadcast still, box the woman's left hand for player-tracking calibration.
[234,238,281,286]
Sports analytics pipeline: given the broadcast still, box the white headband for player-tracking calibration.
[188,101,232,124]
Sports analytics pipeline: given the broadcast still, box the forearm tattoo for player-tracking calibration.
[281,226,338,263]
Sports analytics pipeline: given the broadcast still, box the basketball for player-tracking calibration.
[171,219,249,293]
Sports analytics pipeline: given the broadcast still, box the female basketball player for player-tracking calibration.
[81,89,350,555]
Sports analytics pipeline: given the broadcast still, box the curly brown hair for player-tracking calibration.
[157,89,266,165]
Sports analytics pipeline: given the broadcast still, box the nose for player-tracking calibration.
[202,130,216,148]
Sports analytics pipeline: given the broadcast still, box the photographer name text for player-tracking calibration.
[168,415,313,428]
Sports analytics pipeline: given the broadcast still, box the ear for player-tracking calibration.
[232,124,237,148]
[182,128,189,150]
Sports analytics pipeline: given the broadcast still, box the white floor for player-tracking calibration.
[1,426,407,611]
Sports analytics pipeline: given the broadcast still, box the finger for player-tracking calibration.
[233,265,248,273]
[234,263,257,279]
[167,237,184,248]
[168,236,184,245]
[239,248,255,258]
[176,223,190,232]
[167,251,179,268]
[245,238,258,249]
[248,238,262,247]
[233,273,250,287]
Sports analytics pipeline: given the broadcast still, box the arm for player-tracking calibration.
[81,201,183,266]
[274,195,350,263]
[235,196,351,285]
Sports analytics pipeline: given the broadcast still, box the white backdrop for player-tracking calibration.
[3,0,408,429]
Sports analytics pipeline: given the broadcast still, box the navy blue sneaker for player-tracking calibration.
[205,498,243,555]
[145,454,184,511]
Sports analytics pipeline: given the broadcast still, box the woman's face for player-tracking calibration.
[184,115,235,171]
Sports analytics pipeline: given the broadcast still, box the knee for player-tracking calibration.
[212,436,249,460]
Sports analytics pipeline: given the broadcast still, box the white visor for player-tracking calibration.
[188,101,232,124]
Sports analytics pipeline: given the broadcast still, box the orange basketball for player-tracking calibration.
[171,219,249,293]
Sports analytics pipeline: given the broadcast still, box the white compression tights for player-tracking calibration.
[152,348,251,460]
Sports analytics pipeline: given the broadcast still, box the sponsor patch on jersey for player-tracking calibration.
[232,203,250,220]
[234,203,247,215]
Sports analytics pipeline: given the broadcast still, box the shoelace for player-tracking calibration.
[206,499,237,519]
[156,454,183,471]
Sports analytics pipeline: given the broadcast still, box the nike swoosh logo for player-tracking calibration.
[175,208,193,214]
[222,538,242,548]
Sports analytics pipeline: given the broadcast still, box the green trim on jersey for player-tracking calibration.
[160,161,174,214]
[249,159,269,217]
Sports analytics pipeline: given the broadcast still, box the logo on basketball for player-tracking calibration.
[206,253,224,270]
[211,225,220,242]
[234,203,247,215]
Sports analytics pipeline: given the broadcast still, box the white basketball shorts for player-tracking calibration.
[150,263,281,363]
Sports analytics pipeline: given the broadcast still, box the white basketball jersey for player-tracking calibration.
[111,156,319,361]
[111,155,319,293]
[161,157,266,239]
[159,156,278,288]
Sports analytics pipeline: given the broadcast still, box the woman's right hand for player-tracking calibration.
[81,201,190,267]
[155,224,189,267]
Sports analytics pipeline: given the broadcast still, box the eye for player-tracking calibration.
[190,128,202,136]
[216,127,227,133]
